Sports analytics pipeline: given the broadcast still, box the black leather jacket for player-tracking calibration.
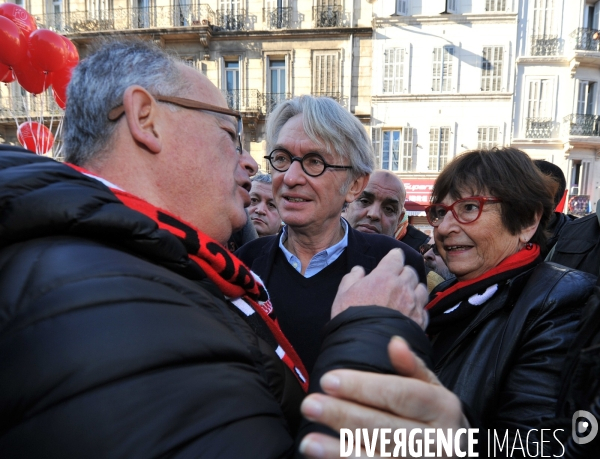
[431,262,595,447]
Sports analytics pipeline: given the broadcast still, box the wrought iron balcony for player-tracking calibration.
[221,89,262,112]
[36,5,214,33]
[569,27,600,52]
[0,94,63,120]
[263,7,292,29]
[563,114,600,136]
[263,92,291,114]
[530,35,560,56]
[313,5,344,28]
[215,9,246,31]
[525,118,553,138]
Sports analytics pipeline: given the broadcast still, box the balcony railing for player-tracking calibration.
[215,9,246,31]
[530,35,560,56]
[570,27,600,52]
[0,94,63,120]
[36,5,215,33]
[525,117,553,138]
[313,5,345,28]
[564,114,600,136]
[263,92,291,114]
[222,89,262,112]
[263,7,292,29]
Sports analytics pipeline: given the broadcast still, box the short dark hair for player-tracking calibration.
[432,147,556,253]
[533,159,566,207]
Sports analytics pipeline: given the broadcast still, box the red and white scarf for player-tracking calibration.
[69,165,309,391]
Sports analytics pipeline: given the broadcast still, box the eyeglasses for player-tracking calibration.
[425,196,502,227]
[108,95,244,154]
[264,148,352,177]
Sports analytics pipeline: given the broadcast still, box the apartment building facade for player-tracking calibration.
[513,0,600,215]
[372,0,600,215]
[0,0,374,170]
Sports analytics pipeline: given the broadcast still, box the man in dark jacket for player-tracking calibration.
[236,98,426,373]
[0,40,430,458]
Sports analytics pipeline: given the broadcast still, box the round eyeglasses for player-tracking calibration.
[425,196,502,227]
[264,149,352,177]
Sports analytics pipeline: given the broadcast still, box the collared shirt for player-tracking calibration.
[278,219,349,278]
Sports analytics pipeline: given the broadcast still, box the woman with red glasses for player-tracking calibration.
[424,147,596,450]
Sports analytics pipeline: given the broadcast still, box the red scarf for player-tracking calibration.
[68,165,309,391]
[426,244,541,312]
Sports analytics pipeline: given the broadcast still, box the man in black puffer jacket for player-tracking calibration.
[0,40,430,458]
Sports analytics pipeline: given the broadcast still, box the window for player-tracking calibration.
[576,80,596,115]
[432,46,453,92]
[383,48,404,94]
[87,0,112,20]
[532,0,555,37]
[371,127,381,169]
[481,46,503,91]
[53,0,63,30]
[378,128,414,172]
[486,0,506,11]
[525,78,554,138]
[530,0,557,55]
[428,127,450,171]
[396,0,408,15]
[569,159,591,197]
[315,0,342,27]
[477,127,499,149]
[313,52,340,98]
[265,0,289,28]
[527,79,552,119]
[224,60,240,110]
[220,0,240,13]
[219,0,242,30]
[266,59,287,113]
[445,0,457,13]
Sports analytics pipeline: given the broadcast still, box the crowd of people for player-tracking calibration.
[1,38,599,458]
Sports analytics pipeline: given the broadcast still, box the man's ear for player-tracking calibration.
[344,173,369,203]
[122,86,162,154]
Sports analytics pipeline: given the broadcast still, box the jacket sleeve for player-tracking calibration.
[295,306,432,451]
[0,240,299,459]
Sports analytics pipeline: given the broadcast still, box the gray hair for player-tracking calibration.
[266,95,374,190]
[251,171,273,184]
[63,39,189,165]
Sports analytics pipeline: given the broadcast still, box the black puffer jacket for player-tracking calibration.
[432,262,595,449]
[0,148,431,458]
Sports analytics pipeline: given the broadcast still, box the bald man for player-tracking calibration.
[344,170,429,251]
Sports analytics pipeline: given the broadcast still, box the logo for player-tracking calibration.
[572,410,598,445]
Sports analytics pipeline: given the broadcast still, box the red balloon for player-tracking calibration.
[17,121,54,154]
[0,3,37,37]
[28,29,68,73]
[0,16,24,67]
[14,56,52,94]
[61,36,79,67]
[51,65,73,109]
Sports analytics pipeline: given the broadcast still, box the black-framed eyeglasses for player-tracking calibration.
[108,95,244,154]
[264,148,352,177]
[425,196,502,227]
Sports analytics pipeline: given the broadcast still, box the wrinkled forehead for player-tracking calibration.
[368,172,405,200]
